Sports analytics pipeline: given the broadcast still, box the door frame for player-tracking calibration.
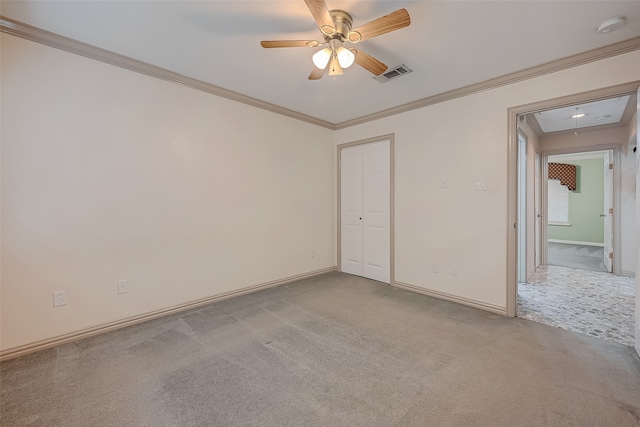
[517,130,528,283]
[507,81,640,317]
[337,134,395,284]
[534,151,541,269]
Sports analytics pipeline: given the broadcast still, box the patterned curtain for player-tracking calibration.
[548,163,576,190]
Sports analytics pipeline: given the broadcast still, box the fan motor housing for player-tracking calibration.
[329,10,353,38]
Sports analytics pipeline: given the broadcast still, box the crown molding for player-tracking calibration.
[334,36,640,130]
[0,16,335,130]
[621,93,638,126]
[549,151,608,161]
[2,16,639,132]
[524,113,544,137]
[538,121,629,139]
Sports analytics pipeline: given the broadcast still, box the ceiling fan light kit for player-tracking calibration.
[312,38,355,70]
[260,0,411,80]
[337,46,355,68]
[312,48,332,69]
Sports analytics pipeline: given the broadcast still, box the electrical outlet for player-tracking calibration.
[432,264,439,273]
[450,266,459,276]
[440,178,448,189]
[53,291,66,307]
[117,280,128,295]
[475,179,488,191]
[311,249,316,258]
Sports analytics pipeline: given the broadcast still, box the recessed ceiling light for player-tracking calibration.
[596,115,611,120]
[597,16,625,34]
[571,113,587,119]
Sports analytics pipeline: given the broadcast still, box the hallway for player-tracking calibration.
[517,265,634,346]
[547,242,608,272]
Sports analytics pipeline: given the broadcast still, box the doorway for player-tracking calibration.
[546,150,613,273]
[338,134,395,284]
[509,84,639,347]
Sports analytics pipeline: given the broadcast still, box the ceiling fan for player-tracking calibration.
[260,0,411,80]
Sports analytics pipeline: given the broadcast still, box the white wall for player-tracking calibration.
[0,35,335,351]
[335,50,640,310]
[623,111,638,275]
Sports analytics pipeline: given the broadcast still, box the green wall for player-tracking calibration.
[548,158,604,243]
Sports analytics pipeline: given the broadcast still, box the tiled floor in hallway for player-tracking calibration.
[517,265,635,346]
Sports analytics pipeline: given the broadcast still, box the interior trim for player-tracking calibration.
[524,114,544,138]
[548,239,605,247]
[393,281,506,315]
[0,16,335,131]
[507,81,640,317]
[621,94,638,126]
[2,16,639,131]
[538,117,637,139]
[0,266,337,362]
[334,37,640,129]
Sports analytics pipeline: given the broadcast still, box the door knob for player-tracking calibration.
[600,214,606,217]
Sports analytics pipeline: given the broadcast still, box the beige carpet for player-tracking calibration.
[2,272,640,426]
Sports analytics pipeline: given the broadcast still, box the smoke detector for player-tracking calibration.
[597,17,625,34]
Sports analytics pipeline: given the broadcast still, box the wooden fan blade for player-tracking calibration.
[261,40,320,48]
[348,9,410,43]
[304,0,335,35]
[352,49,388,76]
[309,66,326,80]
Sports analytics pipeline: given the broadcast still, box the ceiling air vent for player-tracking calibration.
[373,64,413,83]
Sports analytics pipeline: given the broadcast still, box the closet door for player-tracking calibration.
[340,140,390,283]
[341,145,364,276]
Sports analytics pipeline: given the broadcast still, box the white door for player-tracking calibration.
[535,153,541,268]
[341,145,364,276]
[635,85,639,356]
[603,150,613,273]
[340,140,390,283]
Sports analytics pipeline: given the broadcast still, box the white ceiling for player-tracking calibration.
[536,96,632,133]
[2,1,640,125]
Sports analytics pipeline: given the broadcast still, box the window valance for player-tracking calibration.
[548,163,576,190]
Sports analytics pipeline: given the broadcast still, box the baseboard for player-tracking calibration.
[548,239,604,247]
[392,281,507,315]
[0,266,338,362]
[620,270,636,278]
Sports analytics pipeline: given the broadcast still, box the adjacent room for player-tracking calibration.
[2,1,640,426]
[516,97,637,346]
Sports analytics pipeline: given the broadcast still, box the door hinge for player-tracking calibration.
[609,252,613,259]
[609,208,613,214]
[609,163,613,170]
